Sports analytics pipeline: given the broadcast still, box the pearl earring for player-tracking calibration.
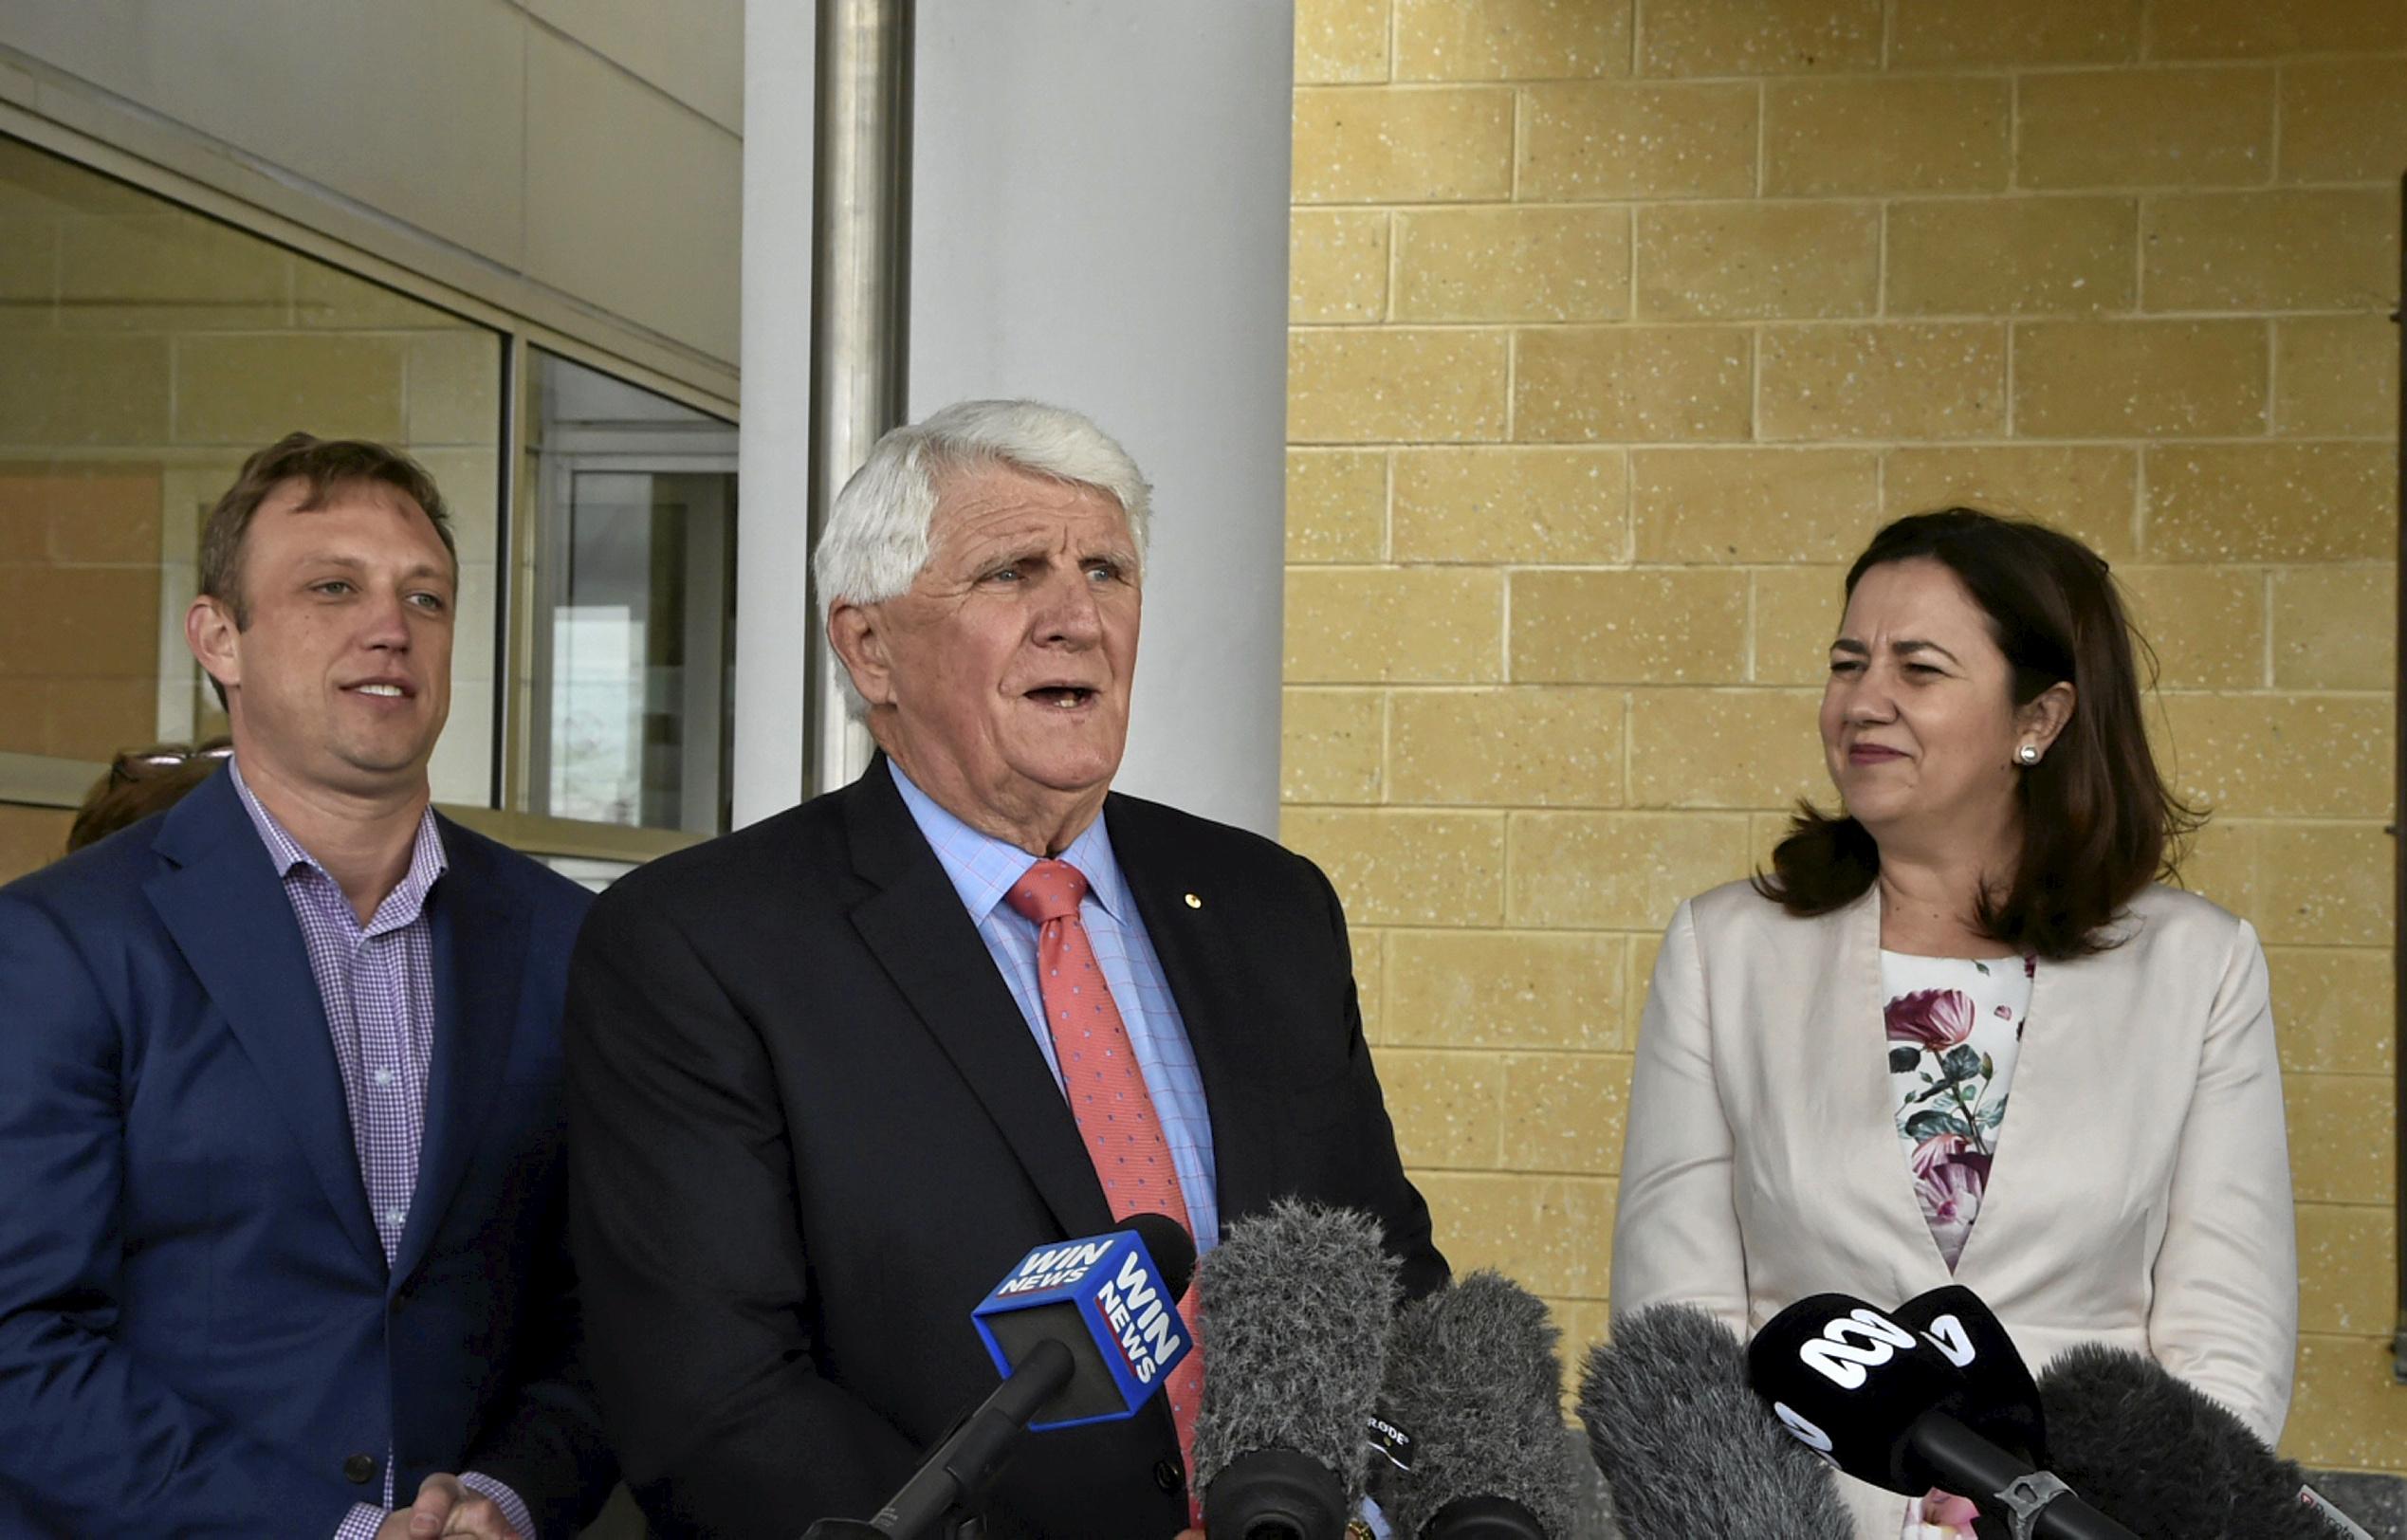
[2016,742,2042,765]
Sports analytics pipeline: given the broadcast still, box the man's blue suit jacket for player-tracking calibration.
[0,767,616,1538]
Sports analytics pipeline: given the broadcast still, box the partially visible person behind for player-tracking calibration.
[0,433,616,1538]
[64,737,233,854]
[1610,508,2296,1540]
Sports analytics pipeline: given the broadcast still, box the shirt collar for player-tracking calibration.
[887,758,1128,925]
[229,755,447,932]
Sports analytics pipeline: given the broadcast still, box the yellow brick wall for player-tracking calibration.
[1280,0,2405,1473]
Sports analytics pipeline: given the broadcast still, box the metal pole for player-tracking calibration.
[2391,169,2405,1384]
[804,0,912,798]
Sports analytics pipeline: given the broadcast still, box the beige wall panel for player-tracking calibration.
[1886,0,2141,67]
[1286,449,1387,562]
[1384,928,1629,1051]
[1291,85,1515,203]
[1514,325,1753,443]
[2297,1203,2397,1334]
[524,27,741,362]
[1295,0,1392,84]
[1394,206,1631,323]
[524,0,743,133]
[1290,209,1390,324]
[1762,77,2010,196]
[2143,442,2392,563]
[1395,0,1629,82]
[2016,68,2275,189]
[1391,447,1626,563]
[1634,201,1880,321]
[1885,197,2139,317]
[2268,948,2398,1077]
[2278,59,2407,183]
[1630,448,1878,564]
[2113,566,2265,691]
[2275,317,2400,440]
[2271,568,2396,693]
[2012,319,2267,439]
[1516,82,1757,201]
[1758,321,2007,441]
[1281,687,1385,804]
[2142,189,2401,314]
[1881,445,2140,558]
[1637,0,1882,78]
[2,0,528,267]
[1389,686,1624,807]
[2144,0,2407,61]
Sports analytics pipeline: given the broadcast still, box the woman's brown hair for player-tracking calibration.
[1754,508,2201,960]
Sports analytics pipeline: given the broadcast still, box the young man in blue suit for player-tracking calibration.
[0,435,616,1538]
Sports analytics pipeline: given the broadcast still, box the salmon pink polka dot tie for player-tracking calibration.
[1005,857,1204,1513]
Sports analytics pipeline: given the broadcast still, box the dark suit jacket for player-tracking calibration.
[564,761,1445,1540]
[0,767,616,1538]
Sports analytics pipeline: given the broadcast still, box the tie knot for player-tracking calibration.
[1006,858,1090,924]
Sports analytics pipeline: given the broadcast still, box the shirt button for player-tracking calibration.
[342,1453,377,1484]
[374,1068,395,1088]
[385,1207,408,1229]
[1150,1457,1184,1494]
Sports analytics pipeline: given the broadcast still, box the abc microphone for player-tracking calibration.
[1190,1201,1403,1540]
[1576,1303,1853,1540]
[2037,1344,2373,1539]
[801,1212,1196,1540]
[1374,1271,1578,1539]
[1745,1292,2136,1540]
[1889,1285,2049,1473]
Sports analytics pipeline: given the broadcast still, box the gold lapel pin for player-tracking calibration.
[1184,892,1204,909]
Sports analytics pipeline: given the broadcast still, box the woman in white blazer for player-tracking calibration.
[1611,509,2296,1540]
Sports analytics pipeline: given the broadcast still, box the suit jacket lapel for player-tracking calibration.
[146,771,383,1270]
[1102,798,1262,1214]
[844,761,1113,1240]
[394,818,524,1289]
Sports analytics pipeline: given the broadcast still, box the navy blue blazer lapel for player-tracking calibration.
[843,761,1115,1242]
[145,770,383,1270]
[395,818,525,1289]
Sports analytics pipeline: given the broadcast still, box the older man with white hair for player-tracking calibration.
[563,400,1444,1540]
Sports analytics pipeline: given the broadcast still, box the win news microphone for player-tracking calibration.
[1190,1200,1403,1540]
[1576,1303,1853,1540]
[1746,1292,2137,1540]
[801,1212,1196,1540]
[2038,1344,2373,1539]
[1374,1271,1578,1539]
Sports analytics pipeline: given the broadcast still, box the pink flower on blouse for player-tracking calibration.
[1885,988,1977,1053]
[1911,1132,1994,1271]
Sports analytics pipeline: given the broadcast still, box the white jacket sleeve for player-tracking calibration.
[2145,916,2297,1444]
[1610,899,1750,1332]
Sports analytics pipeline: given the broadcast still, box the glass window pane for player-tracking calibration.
[521,349,736,835]
[0,133,505,847]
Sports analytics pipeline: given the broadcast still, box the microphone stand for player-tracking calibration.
[801,1339,1075,1540]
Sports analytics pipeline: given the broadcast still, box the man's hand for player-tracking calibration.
[373,1474,523,1539]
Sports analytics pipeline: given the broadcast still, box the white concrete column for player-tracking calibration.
[732,1,817,828]
[738,0,1295,837]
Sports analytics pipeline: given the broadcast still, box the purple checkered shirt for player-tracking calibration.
[229,761,537,1540]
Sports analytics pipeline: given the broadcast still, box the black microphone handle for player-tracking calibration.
[1420,1494,1550,1539]
[869,1338,1078,1540]
[1909,1411,2138,1540]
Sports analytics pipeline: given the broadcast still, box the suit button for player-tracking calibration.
[1151,1458,1184,1494]
[342,1453,377,1485]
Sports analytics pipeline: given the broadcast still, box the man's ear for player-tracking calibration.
[827,601,893,708]
[185,595,239,697]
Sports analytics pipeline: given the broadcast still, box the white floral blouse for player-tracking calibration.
[1882,951,2035,1272]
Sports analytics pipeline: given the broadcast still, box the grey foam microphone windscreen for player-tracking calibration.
[1577,1303,1854,1540]
[2037,1344,2359,1540]
[1378,1271,1579,1538]
[1188,1200,1403,1517]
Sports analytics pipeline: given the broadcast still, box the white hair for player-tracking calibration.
[812,398,1153,716]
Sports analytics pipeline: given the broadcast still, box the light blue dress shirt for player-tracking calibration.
[889,760,1221,1255]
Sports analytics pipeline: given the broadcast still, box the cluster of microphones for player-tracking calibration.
[801,1204,2371,1540]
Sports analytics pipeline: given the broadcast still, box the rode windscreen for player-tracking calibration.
[1375,1271,1577,1539]
[1889,1285,2049,1471]
[2037,1345,2370,1539]
[1190,1201,1402,1540]
[1577,1303,1852,1540]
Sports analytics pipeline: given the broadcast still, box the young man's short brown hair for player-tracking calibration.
[198,431,457,627]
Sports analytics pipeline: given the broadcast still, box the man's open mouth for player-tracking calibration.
[1027,687,1095,708]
